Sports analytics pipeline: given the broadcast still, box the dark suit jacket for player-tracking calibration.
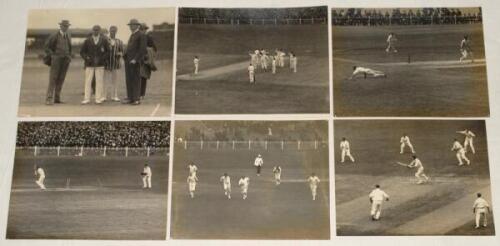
[124,30,147,63]
[80,35,110,67]
[44,31,72,56]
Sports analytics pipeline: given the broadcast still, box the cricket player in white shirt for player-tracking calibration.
[271,57,277,74]
[369,184,389,221]
[187,174,198,198]
[249,52,258,67]
[457,129,476,154]
[407,155,430,184]
[278,49,285,67]
[141,163,152,189]
[307,173,321,201]
[248,64,255,84]
[188,162,198,178]
[193,56,199,75]
[238,176,250,200]
[400,134,416,154]
[349,66,386,80]
[260,52,268,71]
[254,154,264,176]
[385,32,398,53]
[459,35,474,63]
[272,165,282,185]
[220,173,231,199]
[473,193,491,228]
[34,165,46,190]
[340,137,355,163]
[452,139,471,166]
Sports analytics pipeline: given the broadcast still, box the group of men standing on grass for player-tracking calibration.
[247,49,297,84]
[44,19,157,106]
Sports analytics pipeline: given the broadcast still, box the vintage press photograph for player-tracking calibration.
[334,120,494,235]
[175,7,330,114]
[170,121,330,239]
[18,8,175,117]
[332,7,489,117]
[6,121,170,239]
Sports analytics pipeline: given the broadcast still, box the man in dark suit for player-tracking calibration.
[80,25,109,104]
[123,19,147,105]
[44,20,72,105]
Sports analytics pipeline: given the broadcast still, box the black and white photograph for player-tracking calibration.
[175,7,330,114]
[170,121,330,239]
[18,8,175,117]
[332,7,489,117]
[6,121,170,240]
[334,120,494,235]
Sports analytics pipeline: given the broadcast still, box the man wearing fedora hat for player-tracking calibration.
[44,20,72,105]
[123,18,147,105]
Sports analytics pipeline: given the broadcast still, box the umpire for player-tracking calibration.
[44,20,72,105]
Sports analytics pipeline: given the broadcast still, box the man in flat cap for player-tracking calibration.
[80,25,110,104]
[123,18,147,105]
[44,20,72,105]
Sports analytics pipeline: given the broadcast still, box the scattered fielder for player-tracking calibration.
[272,165,282,185]
[452,138,471,166]
[188,162,198,178]
[34,165,46,190]
[220,173,231,199]
[473,193,491,229]
[457,129,476,154]
[248,63,255,84]
[271,57,276,74]
[141,163,152,189]
[193,56,199,75]
[307,173,321,201]
[254,154,263,176]
[400,134,416,154]
[369,184,389,221]
[187,174,198,198]
[290,53,297,73]
[238,176,250,200]
[459,35,474,63]
[407,155,430,184]
[385,32,398,53]
[340,137,355,163]
[349,66,386,80]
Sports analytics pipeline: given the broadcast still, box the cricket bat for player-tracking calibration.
[396,161,410,167]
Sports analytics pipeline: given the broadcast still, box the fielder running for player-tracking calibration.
[307,173,321,201]
[273,165,282,185]
[457,129,476,154]
[188,162,198,178]
[452,139,471,166]
[349,66,386,80]
[238,176,250,200]
[459,35,474,63]
[473,193,491,229]
[254,154,263,176]
[385,32,398,53]
[369,184,390,221]
[34,165,46,190]
[142,163,152,189]
[220,173,231,199]
[400,134,416,154]
[340,137,355,163]
[407,155,430,184]
[187,174,198,198]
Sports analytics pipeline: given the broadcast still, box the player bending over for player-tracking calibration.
[400,134,416,154]
[307,173,321,201]
[141,163,152,189]
[220,173,231,199]
[386,32,398,53]
[457,129,476,154]
[369,184,389,221]
[473,193,491,229]
[273,165,282,185]
[340,137,355,163]
[238,176,250,200]
[34,165,46,190]
[187,173,198,198]
[459,35,474,63]
[407,155,430,184]
[452,138,471,166]
[349,66,386,80]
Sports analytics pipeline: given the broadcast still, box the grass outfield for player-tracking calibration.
[18,57,172,117]
[334,120,494,236]
[6,155,169,240]
[170,147,330,239]
[175,24,329,114]
[333,24,489,117]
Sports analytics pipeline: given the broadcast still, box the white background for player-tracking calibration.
[0,0,499,245]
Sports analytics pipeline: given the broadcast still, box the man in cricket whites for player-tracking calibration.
[457,129,476,154]
[238,176,250,200]
[220,173,231,199]
[452,138,471,166]
[141,163,152,189]
[307,173,321,201]
[187,173,198,198]
[473,193,491,229]
[369,184,389,221]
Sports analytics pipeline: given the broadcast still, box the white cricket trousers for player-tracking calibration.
[189,182,196,192]
[84,67,104,102]
[249,71,255,83]
[142,175,152,188]
[475,208,487,227]
[194,64,199,74]
[104,69,119,100]
[371,201,383,219]
[400,142,415,154]
[464,138,475,154]
[456,149,470,165]
[36,176,46,189]
[341,149,355,162]
[310,185,317,200]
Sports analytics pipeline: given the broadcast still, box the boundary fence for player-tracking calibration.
[179,17,327,25]
[16,146,169,157]
[176,140,328,151]
[332,15,481,26]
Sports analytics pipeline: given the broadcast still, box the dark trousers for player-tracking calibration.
[46,56,70,102]
[125,62,141,102]
[256,165,261,175]
[141,77,147,97]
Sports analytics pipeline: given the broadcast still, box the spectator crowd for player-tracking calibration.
[16,122,170,148]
